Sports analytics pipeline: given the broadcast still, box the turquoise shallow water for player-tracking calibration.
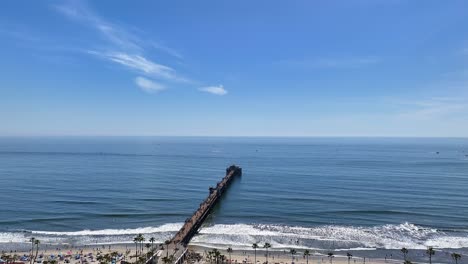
[0,137,468,254]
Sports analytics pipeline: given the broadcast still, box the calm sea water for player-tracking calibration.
[1,137,468,256]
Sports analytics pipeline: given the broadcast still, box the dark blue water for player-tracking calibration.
[1,137,468,252]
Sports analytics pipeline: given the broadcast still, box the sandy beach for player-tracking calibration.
[188,246,395,264]
[2,243,398,264]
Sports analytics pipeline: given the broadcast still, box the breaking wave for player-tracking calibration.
[31,223,183,236]
[2,222,468,250]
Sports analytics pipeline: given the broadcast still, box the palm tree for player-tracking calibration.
[164,240,171,258]
[327,252,334,264]
[227,247,233,264]
[211,249,221,264]
[208,250,214,263]
[346,252,352,264]
[133,236,139,260]
[289,249,296,264]
[303,250,311,264]
[252,243,259,264]
[33,239,40,264]
[138,234,145,255]
[451,253,461,264]
[263,243,271,264]
[29,237,35,264]
[426,247,435,264]
[401,248,409,261]
[149,237,155,253]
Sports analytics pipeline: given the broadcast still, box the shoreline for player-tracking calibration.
[2,242,466,264]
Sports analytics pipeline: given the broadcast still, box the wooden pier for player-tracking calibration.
[147,165,242,264]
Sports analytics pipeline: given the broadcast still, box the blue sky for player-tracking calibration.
[1,0,467,137]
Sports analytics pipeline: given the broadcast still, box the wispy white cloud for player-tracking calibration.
[87,50,181,80]
[54,0,192,88]
[198,85,228,96]
[278,56,380,69]
[56,2,185,60]
[54,1,185,59]
[54,1,142,52]
[135,76,165,93]
[53,1,223,95]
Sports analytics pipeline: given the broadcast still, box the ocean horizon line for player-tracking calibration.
[1,135,468,139]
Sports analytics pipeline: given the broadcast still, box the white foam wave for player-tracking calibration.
[425,236,468,249]
[2,222,468,250]
[0,232,28,243]
[31,223,183,236]
[0,223,183,245]
[192,222,468,250]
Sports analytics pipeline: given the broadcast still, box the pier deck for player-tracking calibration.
[147,165,242,264]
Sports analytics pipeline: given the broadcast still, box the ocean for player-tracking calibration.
[1,137,467,261]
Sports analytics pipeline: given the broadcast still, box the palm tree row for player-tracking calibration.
[207,249,223,264]
[19,237,464,264]
[133,234,157,262]
[219,246,462,264]
[246,243,339,264]
[403,247,463,264]
[133,234,144,261]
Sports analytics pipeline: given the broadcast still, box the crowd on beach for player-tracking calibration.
[0,245,129,264]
